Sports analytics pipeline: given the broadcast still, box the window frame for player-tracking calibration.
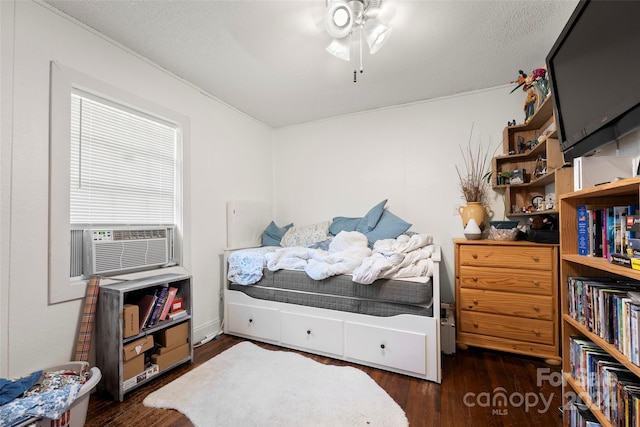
[49,62,189,304]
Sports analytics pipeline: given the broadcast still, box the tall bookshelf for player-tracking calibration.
[559,177,640,426]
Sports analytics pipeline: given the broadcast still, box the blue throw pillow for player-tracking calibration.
[262,221,293,247]
[364,210,412,246]
[355,199,388,234]
[329,217,362,235]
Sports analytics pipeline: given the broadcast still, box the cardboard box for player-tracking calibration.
[123,304,140,338]
[156,322,189,349]
[122,354,144,381]
[122,364,159,391]
[123,335,154,361]
[151,343,190,371]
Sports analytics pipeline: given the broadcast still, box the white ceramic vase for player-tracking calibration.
[464,218,482,240]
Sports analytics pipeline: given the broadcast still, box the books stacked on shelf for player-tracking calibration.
[577,204,640,268]
[136,286,181,330]
[568,276,640,367]
[570,336,640,427]
[168,309,188,321]
[568,401,602,427]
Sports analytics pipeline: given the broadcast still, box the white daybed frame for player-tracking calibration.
[222,201,442,383]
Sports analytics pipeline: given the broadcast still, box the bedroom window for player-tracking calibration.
[49,63,188,304]
[69,91,178,226]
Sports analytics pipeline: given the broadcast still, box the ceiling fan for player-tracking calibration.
[324,0,392,82]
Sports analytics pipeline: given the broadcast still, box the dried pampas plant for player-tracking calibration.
[455,124,492,205]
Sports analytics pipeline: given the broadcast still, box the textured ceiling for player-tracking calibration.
[42,0,579,128]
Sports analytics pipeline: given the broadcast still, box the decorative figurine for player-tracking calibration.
[524,87,537,123]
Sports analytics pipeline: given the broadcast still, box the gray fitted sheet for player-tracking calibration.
[229,269,433,317]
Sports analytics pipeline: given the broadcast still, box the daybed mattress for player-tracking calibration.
[228,269,433,317]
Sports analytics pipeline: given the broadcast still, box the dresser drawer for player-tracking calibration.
[280,311,343,356]
[458,245,553,270]
[459,266,554,295]
[227,303,280,342]
[459,289,553,320]
[459,311,554,345]
[345,322,426,376]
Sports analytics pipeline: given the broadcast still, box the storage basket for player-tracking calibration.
[13,361,101,427]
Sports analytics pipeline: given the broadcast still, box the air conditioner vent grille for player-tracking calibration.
[82,227,173,276]
[113,229,166,241]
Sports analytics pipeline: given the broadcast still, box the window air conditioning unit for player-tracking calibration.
[83,227,174,276]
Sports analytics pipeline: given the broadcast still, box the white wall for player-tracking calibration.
[273,88,525,302]
[0,1,273,377]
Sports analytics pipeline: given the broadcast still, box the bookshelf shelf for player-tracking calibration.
[96,273,193,401]
[559,177,640,426]
[492,95,573,217]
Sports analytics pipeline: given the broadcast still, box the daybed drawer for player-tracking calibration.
[459,311,554,345]
[344,322,426,376]
[459,289,553,320]
[458,245,553,270]
[458,266,553,295]
[227,303,280,342]
[280,312,343,356]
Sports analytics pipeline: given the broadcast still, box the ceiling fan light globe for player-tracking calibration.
[326,38,351,61]
[365,24,392,54]
[325,0,354,39]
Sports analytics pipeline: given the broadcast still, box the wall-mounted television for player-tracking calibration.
[546,0,640,162]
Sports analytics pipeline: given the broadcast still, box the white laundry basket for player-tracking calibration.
[14,361,101,427]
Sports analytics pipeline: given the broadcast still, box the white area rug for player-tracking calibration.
[143,341,408,427]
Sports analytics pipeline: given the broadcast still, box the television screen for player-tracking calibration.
[546,0,640,162]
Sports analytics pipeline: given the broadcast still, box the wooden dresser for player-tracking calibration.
[454,238,560,364]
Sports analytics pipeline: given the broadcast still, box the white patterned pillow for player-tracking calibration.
[280,221,331,247]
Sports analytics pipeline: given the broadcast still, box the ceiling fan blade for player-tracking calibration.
[366,1,396,23]
[309,4,326,32]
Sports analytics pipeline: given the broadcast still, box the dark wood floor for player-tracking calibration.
[86,334,564,426]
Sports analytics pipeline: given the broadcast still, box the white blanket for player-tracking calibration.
[263,231,434,284]
[352,233,435,284]
[265,231,372,281]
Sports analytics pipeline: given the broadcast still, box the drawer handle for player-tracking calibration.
[534,329,541,336]
[533,280,540,286]
[473,322,479,328]
[533,306,540,312]
[306,330,311,335]
[473,299,479,305]
[472,277,478,282]
[472,254,478,259]
[532,256,540,262]
[248,318,253,323]
[380,344,386,349]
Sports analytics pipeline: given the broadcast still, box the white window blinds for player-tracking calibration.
[70,92,178,225]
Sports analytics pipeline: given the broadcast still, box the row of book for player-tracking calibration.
[137,286,186,330]
[570,336,640,427]
[567,402,602,427]
[577,204,639,264]
[567,276,640,367]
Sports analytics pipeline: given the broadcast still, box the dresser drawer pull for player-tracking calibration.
[473,322,479,328]
[533,280,540,286]
[248,318,253,323]
[380,344,386,349]
[307,330,311,335]
[534,329,541,336]
[533,306,540,312]
[472,277,478,282]
[472,253,478,259]
[473,299,479,305]
[532,256,540,262]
